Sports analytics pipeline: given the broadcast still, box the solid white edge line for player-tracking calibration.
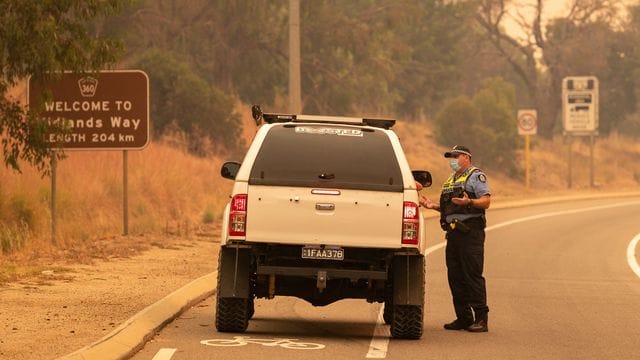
[626,233,640,279]
[484,201,640,232]
[366,200,640,359]
[366,307,391,358]
[152,348,177,360]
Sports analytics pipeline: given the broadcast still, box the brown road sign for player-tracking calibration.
[28,70,149,150]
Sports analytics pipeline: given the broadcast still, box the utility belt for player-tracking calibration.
[440,215,485,233]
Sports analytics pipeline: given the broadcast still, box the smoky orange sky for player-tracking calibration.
[505,0,634,39]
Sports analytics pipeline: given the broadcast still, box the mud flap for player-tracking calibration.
[217,246,252,298]
[392,255,425,306]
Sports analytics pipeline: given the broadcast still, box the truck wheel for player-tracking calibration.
[391,305,423,339]
[216,297,249,332]
[390,255,424,339]
[215,247,251,332]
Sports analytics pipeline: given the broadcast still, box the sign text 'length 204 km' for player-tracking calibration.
[28,70,149,150]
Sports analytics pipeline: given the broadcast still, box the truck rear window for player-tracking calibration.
[249,125,404,192]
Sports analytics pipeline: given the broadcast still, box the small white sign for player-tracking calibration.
[517,109,537,135]
[562,76,599,135]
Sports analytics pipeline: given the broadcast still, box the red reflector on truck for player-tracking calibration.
[402,201,419,245]
[229,194,248,236]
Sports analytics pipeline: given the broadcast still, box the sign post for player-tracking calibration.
[517,109,537,191]
[123,150,129,235]
[51,154,57,244]
[29,70,149,238]
[562,76,599,188]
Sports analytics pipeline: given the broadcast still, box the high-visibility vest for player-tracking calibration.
[439,166,485,219]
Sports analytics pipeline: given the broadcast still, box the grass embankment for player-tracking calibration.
[0,138,232,261]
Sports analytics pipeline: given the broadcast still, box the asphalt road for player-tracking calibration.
[131,197,640,360]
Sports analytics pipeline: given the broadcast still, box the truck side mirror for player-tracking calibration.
[412,170,432,188]
[221,162,241,180]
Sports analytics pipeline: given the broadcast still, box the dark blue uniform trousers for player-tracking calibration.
[445,217,489,322]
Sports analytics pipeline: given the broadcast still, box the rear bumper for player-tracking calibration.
[220,242,422,306]
[256,265,387,281]
[228,241,418,277]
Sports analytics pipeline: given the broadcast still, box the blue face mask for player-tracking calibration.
[449,159,460,171]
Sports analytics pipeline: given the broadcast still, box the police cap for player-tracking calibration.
[444,145,472,158]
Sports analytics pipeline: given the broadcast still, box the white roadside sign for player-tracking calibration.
[562,76,599,135]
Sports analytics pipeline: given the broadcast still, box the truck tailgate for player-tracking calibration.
[245,186,403,248]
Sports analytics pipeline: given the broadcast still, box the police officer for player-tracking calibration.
[420,145,491,332]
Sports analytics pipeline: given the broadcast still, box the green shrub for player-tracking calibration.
[202,207,215,224]
[134,50,242,154]
[434,96,481,146]
[434,77,520,176]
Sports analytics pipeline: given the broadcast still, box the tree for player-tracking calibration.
[112,0,470,119]
[473,0,623,136]
[134,50,242,154]
[470,77,519,174]
[298,0,471,117]
[612,4,640,137]
[112,0,288,106]
[434,77,519,174]
[388,0,473,118]
[0,0,126,174]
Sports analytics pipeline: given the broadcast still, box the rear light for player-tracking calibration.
[229,194,248,236]
[402,201,419,245]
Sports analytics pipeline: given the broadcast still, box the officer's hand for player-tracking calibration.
[451,191,471,206]
[420,195,435,209]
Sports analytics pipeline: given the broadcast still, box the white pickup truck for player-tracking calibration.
[216,109,432,339]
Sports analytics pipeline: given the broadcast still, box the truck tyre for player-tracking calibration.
[390,255,424,339]
[247,297,255,320]
[215,247,251,332]
[216,297,249,332]
[391,305,423,339]
[383,302,393,325]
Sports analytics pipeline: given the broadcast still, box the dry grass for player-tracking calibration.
[0,135,232,259]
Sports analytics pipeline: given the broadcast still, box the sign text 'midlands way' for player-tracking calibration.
[28,70,149,150]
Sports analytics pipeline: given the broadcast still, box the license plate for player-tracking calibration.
[301,246,344,261]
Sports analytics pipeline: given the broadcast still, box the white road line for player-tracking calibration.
[626,233,640,279]
[152,348,177,360]
[366,200,640,358]
[366,307,391,358]
[483,201,640,232]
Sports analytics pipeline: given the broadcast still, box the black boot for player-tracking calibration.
[443,318,473,330]
[466,318,488,332]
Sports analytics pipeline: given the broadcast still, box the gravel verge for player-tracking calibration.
[0,237,217,360]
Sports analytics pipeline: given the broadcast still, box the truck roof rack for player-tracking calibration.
[262,113,396,129]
